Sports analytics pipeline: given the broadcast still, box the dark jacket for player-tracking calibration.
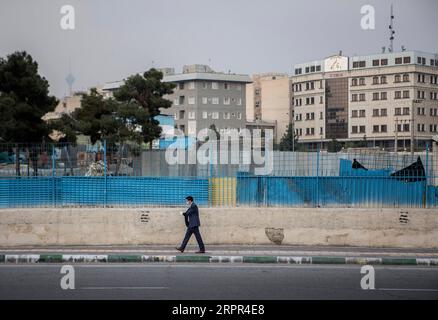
[183,202,201,228]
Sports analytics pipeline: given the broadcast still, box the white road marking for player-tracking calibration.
[1,264,437,271]
[81,286,169,290]
[376,288,438,292]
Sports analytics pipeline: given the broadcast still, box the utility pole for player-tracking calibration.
[410,100,416,155]
[394,117,398,153]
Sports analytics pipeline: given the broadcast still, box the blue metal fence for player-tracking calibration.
[0,177,209,208]
[0,142,437,208]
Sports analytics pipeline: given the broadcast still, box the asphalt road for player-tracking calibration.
[0,264,437,300]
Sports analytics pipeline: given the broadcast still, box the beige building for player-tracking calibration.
[42,92,83,121]
[246,73,292,144]
[292,51,438,151]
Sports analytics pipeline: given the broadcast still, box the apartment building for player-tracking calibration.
[102,65,251,138]
[292,51,438,151]
[161,65,251,137]
[246,73,292,144]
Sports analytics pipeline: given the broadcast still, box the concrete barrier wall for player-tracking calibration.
[1,208,437,248]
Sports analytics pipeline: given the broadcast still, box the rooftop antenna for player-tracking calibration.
[388,4,395,53]
[401,45,406,52]
[382,46,386,53]
[65,58,75,97]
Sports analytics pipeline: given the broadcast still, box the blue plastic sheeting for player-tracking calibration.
[339,159,393,176]
[158,136,196,150]
[0,177,209,208]
[236,175,438,207]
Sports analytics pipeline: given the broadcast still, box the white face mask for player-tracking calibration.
[186,201,191,207]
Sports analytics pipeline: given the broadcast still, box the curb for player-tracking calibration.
[1,254,438,266]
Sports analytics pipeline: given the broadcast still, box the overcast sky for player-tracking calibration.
[1,0,437,98]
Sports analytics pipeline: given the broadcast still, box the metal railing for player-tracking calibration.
[0,142,437,208]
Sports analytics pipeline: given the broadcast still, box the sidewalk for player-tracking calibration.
[1,245,438,266]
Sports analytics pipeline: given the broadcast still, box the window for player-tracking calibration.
[173,98,179,106]
[316,66,321,72]
[223,112,230,119]
[212,97,219,105]
[295,68,302,75]
[381,92,387,100]
[188,111,196,119]
[202,111,207,119]
[212,82,219,90]
[403,90,410,99]
[212,112,219,119]
[352,78,358,86]
[395,57,403,64]
[353,61,366,68]
[237,112,242,120]
[359,126,366,133]
[188,81,195,90]
[395,108,401,115]
[372,59,380,66]
[381,76,387,84]
[359,78,365,86]
[179,110,185,119]
[372,77,379,85]
[178,96,185,105]
[320,112,323,119]
[319,96,323,104]
[179,83,185,90]
[202,97,208,104]
[352,94,358,102]
[403,124,410,132]
[381,125,387,132]
[381,108,387,116]
[403,107,410,115]
[237,98,242,106]
[373,92,379,101]
[352,110,358,118]
[352,126,358,134]
[373,109,379,117]
[202,82,208,89]
[403,56,411,64]
[359,93,366,101]
[381,59,388,66]
[359,110,366,118]
[403,74,409,82]
[224,83,230,90]
[395,91,401,99]
[373,125,379,133]
[223,97,231,105]
[394,75,401,83]
[188,97,196,105]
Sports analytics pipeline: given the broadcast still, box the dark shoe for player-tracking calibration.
[176,247,184,253]
[195,250,205,254]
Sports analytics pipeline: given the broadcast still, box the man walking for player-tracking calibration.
[176,196,205,254]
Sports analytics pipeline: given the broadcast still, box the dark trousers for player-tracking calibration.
[180,226,205,251]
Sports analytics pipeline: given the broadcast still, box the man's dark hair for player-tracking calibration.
[185,196,194,202]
